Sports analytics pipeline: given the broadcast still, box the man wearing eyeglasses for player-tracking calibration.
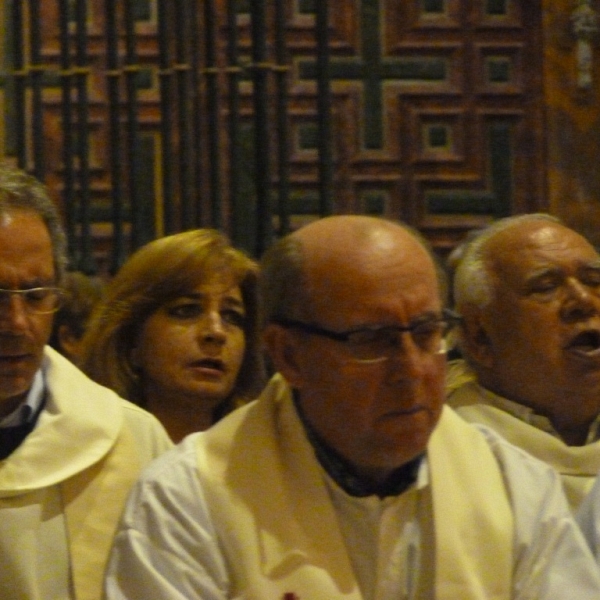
[0,164,172,600]
[106,215,600,599]
[447,213,600,512]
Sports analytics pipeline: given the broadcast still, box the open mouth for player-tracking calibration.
[193,358,225,372]
[566,330,600,357]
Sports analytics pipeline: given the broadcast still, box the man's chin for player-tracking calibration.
[0,371,37,406]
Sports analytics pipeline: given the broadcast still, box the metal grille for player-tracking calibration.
[4,1,329,272]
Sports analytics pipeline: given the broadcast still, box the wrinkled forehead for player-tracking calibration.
[305,231,441,313]
[489,221,600,278]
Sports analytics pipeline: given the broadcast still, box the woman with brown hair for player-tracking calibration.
[80,229,265,442]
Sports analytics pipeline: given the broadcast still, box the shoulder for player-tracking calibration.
[139,433,201,480]
[477,424,558,476]
[475,424,565,502]
[577,473,600,559]
[45,346,173,458]
[120,434,208,526]
[119,398,174,455]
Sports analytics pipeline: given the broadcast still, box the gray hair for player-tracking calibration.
[0,163,68,283]
[453,213,562,309]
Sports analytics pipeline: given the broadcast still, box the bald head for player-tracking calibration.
[260,215,445,324]
[295,215,421,265]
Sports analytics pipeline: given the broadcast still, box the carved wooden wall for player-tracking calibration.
[287,0,547,252]
[1,0,551,269]
[543,0,600,249]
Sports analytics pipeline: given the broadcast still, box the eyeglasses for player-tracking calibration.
[274,309,461,364]
[0,287,65,315]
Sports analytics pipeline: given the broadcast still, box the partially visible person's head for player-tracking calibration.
[49,271,105,365]
[0,163,67,418]
[454,213,600,442]
[261,215,451,484]
[445,228,485,304]
[0,163,67,284]
[80,229,264,423]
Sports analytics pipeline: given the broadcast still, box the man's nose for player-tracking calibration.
[385,334,429,380]
[0,295,31,332]
[560,279,599,322]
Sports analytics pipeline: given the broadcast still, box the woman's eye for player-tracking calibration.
[221,309,246,328]
[167,303,203,319]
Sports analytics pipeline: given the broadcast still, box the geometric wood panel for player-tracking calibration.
[4,0,546,269]
[291,0,547,253]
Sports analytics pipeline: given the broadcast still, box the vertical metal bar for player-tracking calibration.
[157,0,176,233]
[189,0,204,226]
[274,0,290,235]
[250,0,272,255]
[105,0,125,273]
[58,0,76,267]
[124,0,142,249]
[175,0,194,229]
[29,0,45,180]
[74,0,95,273]
[226,0,242,241]
[11,0,27,169]
[315,1,334,215]
[205,0,222,228]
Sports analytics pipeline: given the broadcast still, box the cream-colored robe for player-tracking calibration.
[446,359,600,510]
[0,347,173,600]
[196,374,513,600]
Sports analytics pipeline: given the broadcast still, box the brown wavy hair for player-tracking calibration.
[80,229,265,419]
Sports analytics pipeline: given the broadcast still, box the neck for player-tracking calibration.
[480,376,596,446]
[145,396,216,443]
[550,416,594,446]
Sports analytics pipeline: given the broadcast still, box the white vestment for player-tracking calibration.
[106,374,600,599]
[0,347,173,600]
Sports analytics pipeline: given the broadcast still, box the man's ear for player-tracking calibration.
[457,305,495,369]
[263,324,305,389]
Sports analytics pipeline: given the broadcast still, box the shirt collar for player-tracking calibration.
[293,391,423,498]
[0,369,45,428]
[479,384,600,445]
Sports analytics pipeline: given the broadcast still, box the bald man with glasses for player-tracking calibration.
[0,164,172,600]
[106,215,600,600]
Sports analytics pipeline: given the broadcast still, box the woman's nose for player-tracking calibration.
[198,311,227,341]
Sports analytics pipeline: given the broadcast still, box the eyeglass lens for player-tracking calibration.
[0,288,62,314]
[346,321,448,363]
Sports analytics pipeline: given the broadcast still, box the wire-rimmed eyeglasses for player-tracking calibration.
[273,309,462,364]
[0,287,65,315]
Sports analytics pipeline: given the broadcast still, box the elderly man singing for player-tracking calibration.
[447,213,600,511]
